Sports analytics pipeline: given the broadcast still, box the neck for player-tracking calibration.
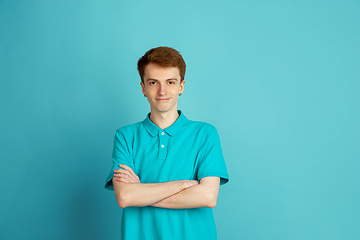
[149,109,179,129]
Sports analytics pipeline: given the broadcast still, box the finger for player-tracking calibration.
[119,164,133,173]
[114,172,138,183]
[114,169,133,178]
[119,172,138,183]
[117,165,140,183]
[119,164,138,178]
[114,172,128,178]
[115,169,132,174]
[114,172,134,181]
[115,177,130,183]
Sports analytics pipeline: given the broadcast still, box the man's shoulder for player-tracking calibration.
[115,121,143,136]
[185,117,217,129]
[185,119,218,134]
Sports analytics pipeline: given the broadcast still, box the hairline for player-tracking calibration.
[141,62,184,83]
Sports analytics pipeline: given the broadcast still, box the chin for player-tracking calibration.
[153,106,175,113]
[156,109,171,113]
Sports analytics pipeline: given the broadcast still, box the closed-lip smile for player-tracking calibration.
[156,98,170,101]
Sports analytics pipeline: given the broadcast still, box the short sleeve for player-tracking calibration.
[197,125,229,185]
[104,130,135,191]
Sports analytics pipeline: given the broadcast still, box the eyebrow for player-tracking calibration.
[146,78,178,82]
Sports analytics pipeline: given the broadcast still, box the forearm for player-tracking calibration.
[152,177,220,209]
[113,179,195,208]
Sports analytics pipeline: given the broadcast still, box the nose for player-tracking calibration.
[158,83,166,95]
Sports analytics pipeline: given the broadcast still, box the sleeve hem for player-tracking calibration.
[198,172,229,185]
[104,175,114,191]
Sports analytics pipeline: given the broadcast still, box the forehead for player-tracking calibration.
[144,63,180,80]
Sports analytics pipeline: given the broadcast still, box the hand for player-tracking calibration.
[114,164,140,183]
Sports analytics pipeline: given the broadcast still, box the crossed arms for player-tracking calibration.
[112,164,220,209]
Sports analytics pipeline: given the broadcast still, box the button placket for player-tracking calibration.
[159,130,167,160]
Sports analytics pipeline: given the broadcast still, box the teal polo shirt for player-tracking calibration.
[105,110,229,240]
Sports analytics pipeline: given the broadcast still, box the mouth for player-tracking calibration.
[156,98,170,102]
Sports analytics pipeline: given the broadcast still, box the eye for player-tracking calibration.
[149,81,157,85]
[168,81,175,85]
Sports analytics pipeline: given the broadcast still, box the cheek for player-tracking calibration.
[174,93,179,101]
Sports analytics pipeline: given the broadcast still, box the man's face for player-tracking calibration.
[141,63,185,115]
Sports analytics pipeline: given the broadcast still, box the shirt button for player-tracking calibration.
[161,145,164,148]
[161,132,164,135]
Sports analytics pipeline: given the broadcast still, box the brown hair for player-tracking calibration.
[137,46,186,82]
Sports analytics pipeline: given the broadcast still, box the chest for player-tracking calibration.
[131,132,206,183]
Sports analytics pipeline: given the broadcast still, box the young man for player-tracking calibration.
[105,47,229,240]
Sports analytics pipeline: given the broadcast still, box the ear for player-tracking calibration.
[179,80,185,94]
[140,81,146,95]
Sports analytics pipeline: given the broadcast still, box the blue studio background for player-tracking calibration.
[1,0,359,239]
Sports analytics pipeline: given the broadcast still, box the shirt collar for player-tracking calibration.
[142,110,188,137]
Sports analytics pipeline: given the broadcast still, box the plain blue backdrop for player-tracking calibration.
[1,0,359,239]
